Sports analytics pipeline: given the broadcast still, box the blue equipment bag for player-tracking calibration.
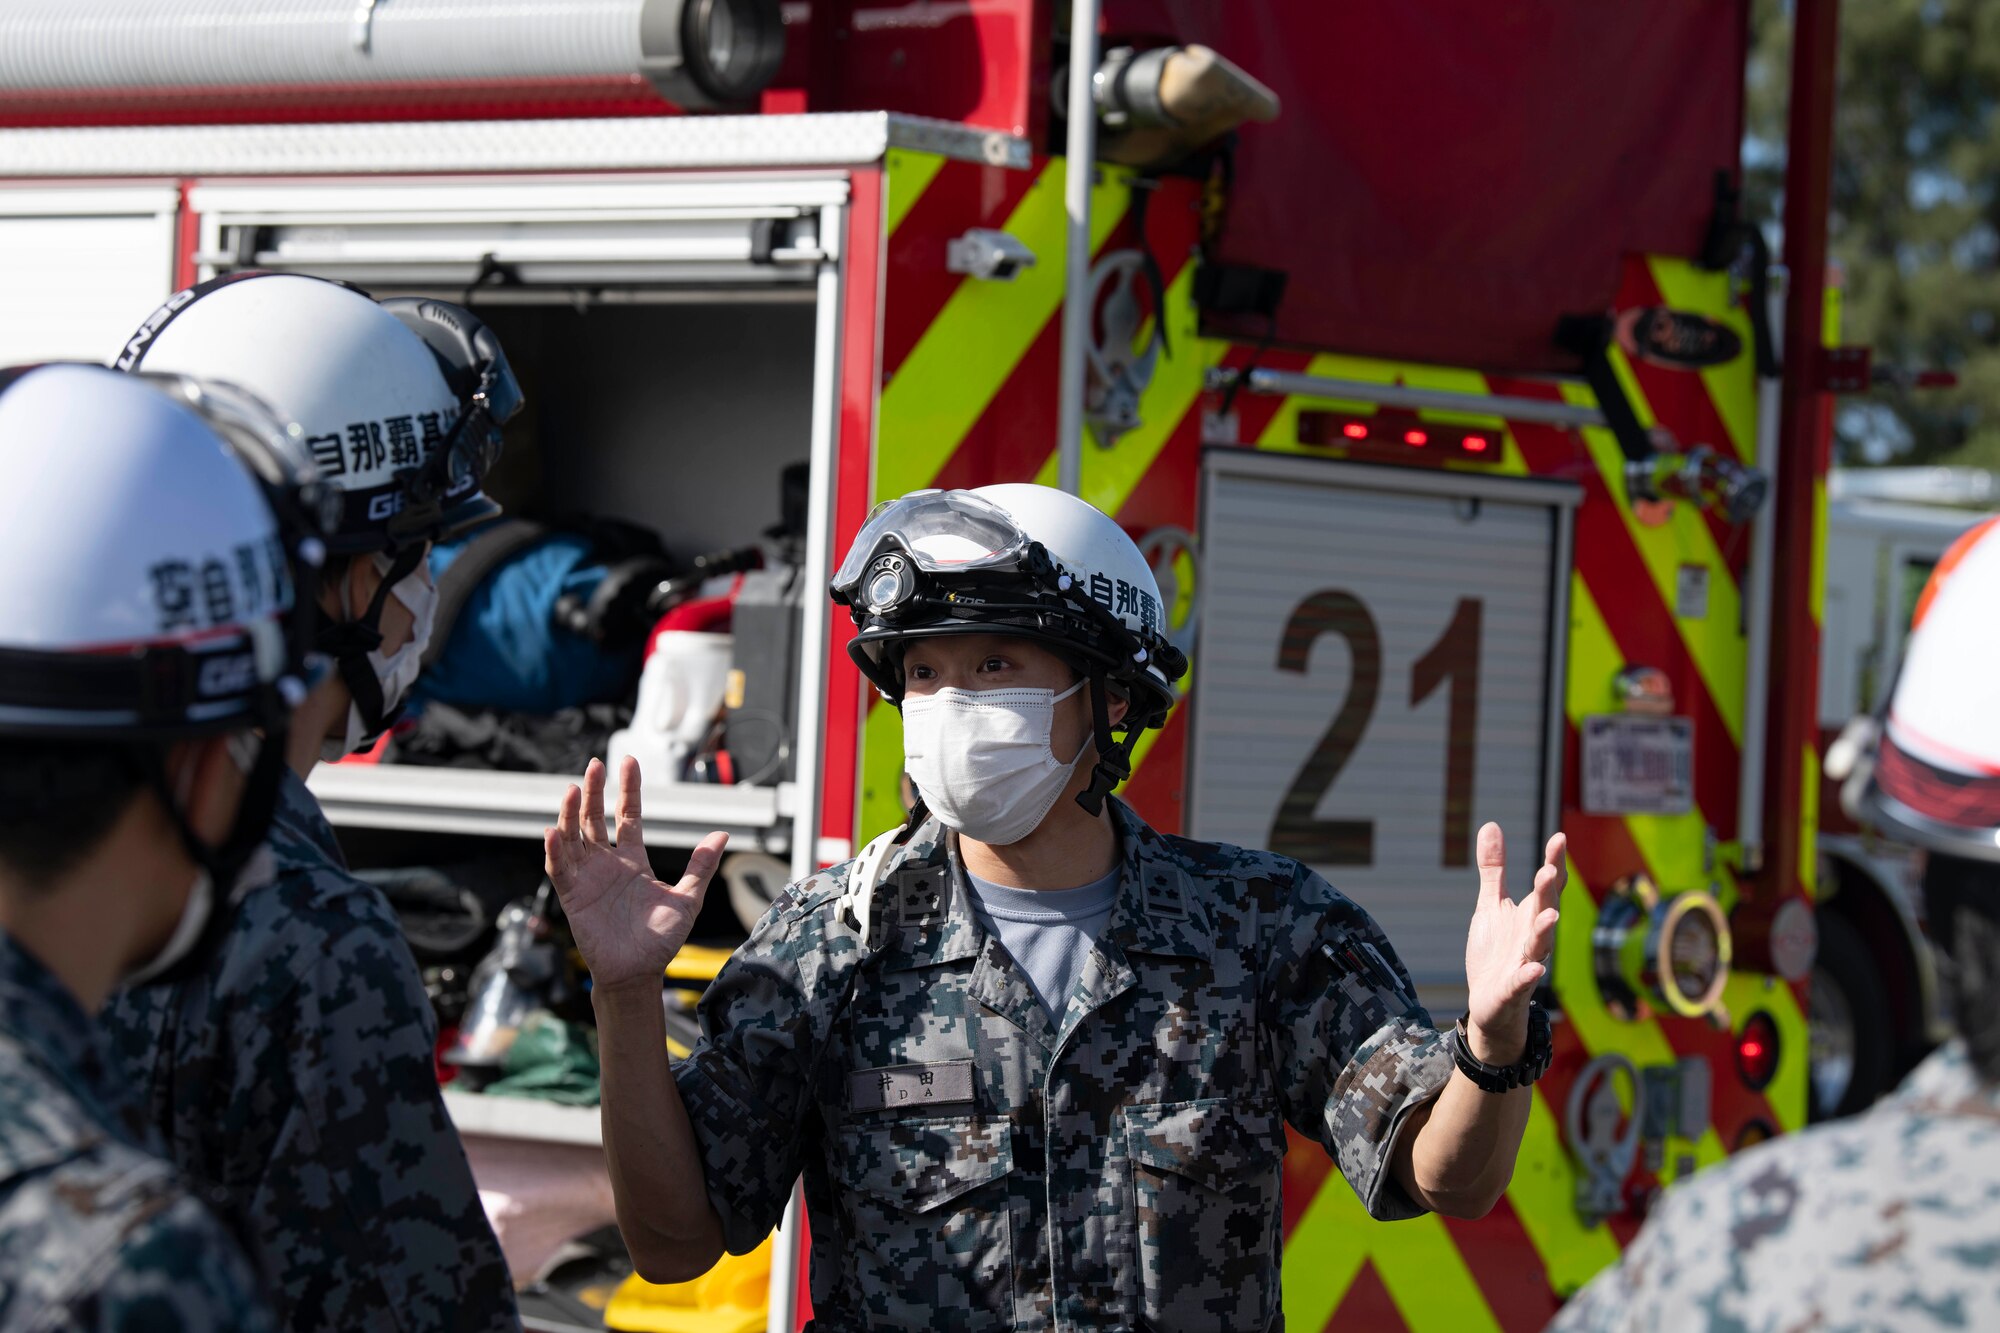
[414,519,660,715]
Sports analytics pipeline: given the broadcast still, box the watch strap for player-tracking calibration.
[1448,1003,1553,1093]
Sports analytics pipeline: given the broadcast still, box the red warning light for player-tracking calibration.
[1736,1011,1780,1091]
[1295,410,1504,464]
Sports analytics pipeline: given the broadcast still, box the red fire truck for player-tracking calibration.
[0,1,1848,1326]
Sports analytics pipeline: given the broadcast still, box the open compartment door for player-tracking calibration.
[188,173,854,870]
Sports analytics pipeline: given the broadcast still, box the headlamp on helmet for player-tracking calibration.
[831,484,1188,820]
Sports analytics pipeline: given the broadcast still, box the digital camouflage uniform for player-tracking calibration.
[99,769,518,1332]
[0,929,276,1332]
[1550,1040,2000,1333]
[676,797,1453,1332]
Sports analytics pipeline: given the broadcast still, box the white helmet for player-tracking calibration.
[830,483,1186,812]
[114,271,520,556]
[1840,517,2000,863]
[0,362,328,876]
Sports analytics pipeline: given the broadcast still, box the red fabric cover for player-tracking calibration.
[645,584,740,656]
[1103,0,1749,372]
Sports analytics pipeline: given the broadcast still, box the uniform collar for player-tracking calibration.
[0,930,132,1152]
[877,797,1213,974]
[273,765,347,869]
[1100,798,1213,964]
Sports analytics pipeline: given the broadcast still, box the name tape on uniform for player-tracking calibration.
[849,1060,976,1112]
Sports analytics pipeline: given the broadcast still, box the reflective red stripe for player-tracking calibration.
[1440,1199,1560,1333]
[1507,410,1743,840]
[1323,1261,1411,1332]
[880,159,1041,380]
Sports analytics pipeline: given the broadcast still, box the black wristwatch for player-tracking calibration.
[1447,1003,1553,1093]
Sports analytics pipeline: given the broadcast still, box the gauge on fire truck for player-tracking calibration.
[1593,873,1734,1024]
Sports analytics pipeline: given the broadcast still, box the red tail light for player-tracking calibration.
[1736,1011,1780,1091]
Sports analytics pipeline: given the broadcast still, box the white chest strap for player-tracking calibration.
[835,823,906,946]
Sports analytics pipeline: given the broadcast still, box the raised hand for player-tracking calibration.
[544,755,728,991]
[1461,823,1567,1065]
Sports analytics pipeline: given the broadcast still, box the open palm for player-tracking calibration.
[544,755,728,991]
[1462,823,1567,1064]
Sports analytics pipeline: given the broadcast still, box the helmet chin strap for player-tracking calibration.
[315,544,425,742]
[1074,674,1139,817]
[132,706,290,984]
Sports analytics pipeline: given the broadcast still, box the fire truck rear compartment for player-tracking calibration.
[176,173,849,874]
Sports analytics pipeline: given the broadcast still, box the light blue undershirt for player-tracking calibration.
[963,865,1121,1021]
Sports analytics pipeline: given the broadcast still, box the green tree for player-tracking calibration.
[1747,0,2000,469]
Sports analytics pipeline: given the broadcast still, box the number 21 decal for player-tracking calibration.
[1269,592,1484,869]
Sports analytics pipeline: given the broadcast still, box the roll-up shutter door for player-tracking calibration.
[190,178,847,291]
[1189,453,1578,1012]
[0,187,178,364]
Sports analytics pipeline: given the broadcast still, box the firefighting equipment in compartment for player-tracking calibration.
[901,679,1094,845]
[831,484,1188,816]
[483,1011,602,1107]
[608,630,734,786]
[604,1233,772,1333]
[719,850,791,935]
[445,881,577,1088]
[1835,517,2000,864]
[722,562,803,785]
[0,363,326,894]
[116,270,522,751]
[416,518,672,716]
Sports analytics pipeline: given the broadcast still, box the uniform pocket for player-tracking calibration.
[834,1114,1014,1329]
[1125,1099,1286,1332]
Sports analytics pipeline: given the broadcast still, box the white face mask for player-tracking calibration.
[322,552,438,760]
[901,681,1090,846]
[122,844,275,988]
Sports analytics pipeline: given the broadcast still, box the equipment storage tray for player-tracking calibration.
[442,1090,603,1147]
[308,764,794,853]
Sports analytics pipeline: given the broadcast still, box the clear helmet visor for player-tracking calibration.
[832,489,1032,595]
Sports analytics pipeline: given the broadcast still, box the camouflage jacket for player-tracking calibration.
[675,798,1451,1332]
[0,929,275,1332]
[1550,1039,2000,1333]
[99,769,518,1333]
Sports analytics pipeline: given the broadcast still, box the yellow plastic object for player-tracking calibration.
[665,943,733,984]
[603,1234,771,1333]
